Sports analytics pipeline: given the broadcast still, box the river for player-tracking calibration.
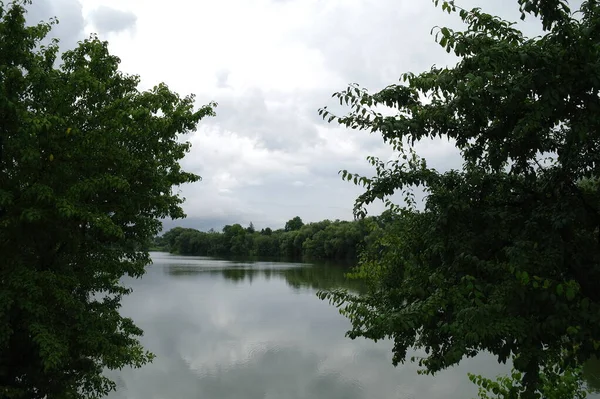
[103,252,593,399]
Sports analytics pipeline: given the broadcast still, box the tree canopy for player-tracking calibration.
[285,216,305,232]
[0,1,214,397]
[156,216,375,262]
[319,0,600,397]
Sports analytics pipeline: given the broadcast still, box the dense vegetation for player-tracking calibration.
[319,0,600,398]
[0,1,214,398]
[155,215,381,263]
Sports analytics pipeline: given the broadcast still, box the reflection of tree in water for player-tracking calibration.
[166,263,365,294]
[221,268,257,283]
[281,265,365,293]
[167,267,257,284]
[165,261,600,396]
[583,357,600,393]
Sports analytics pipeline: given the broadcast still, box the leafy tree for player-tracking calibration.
[253,234,279,257]
[0,2,215,398]
[279,230,299,258]
[222,223,248,255]
[246,221,255,234]
[319,0,600,397]
[162,227,197,250]
[207,230,227,256]
[469,365,588,399]
[158,217,377,262]
[284,216,304,232]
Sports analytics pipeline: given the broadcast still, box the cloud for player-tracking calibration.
[62,0,557,230]
[25,0,86,51]
[215,69,232,89]
[88,6,137,35]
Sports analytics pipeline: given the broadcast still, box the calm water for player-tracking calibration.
[104,252,517,399]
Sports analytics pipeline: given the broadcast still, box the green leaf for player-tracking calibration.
[317,1,600,398]
[0,4,212,397]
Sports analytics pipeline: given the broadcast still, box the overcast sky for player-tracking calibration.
[26,0,553,231]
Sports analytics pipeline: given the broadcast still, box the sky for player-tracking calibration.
[25,0,552,231]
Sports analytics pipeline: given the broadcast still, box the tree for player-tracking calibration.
[253,234,279,257]
[319,0,600,397]
[222,224,248,255]
[0,2,215,398]
[162,227,198,251]
[246,221,255,234]
[284,216,304,232]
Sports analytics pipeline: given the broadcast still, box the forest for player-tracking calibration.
[153,215,388,262]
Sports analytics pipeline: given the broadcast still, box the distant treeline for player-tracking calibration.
[154,215,389,262]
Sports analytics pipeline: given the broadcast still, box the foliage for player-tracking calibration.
[284,216,304,232]
[468,364,588,399]
[157,216,378,263]
[318,0,600,397]
[0,2,214,398]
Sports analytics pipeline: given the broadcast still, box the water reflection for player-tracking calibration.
[166,260,366,293]
[584,357,600,393]
[106,252,582,399]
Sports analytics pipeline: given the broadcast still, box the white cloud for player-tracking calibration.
[26,0,85,50]
[88,6,137,35]
[28,0,556,229]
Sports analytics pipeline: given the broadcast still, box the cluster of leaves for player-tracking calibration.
[318,0,600,398]
[468,365,588,399]
[156,215,381,263]
[0,1,214,398]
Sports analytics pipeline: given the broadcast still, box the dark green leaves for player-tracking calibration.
[319,1,600,398]
[0,2,214,398]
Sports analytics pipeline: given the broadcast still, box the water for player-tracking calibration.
[103,252,515,399]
